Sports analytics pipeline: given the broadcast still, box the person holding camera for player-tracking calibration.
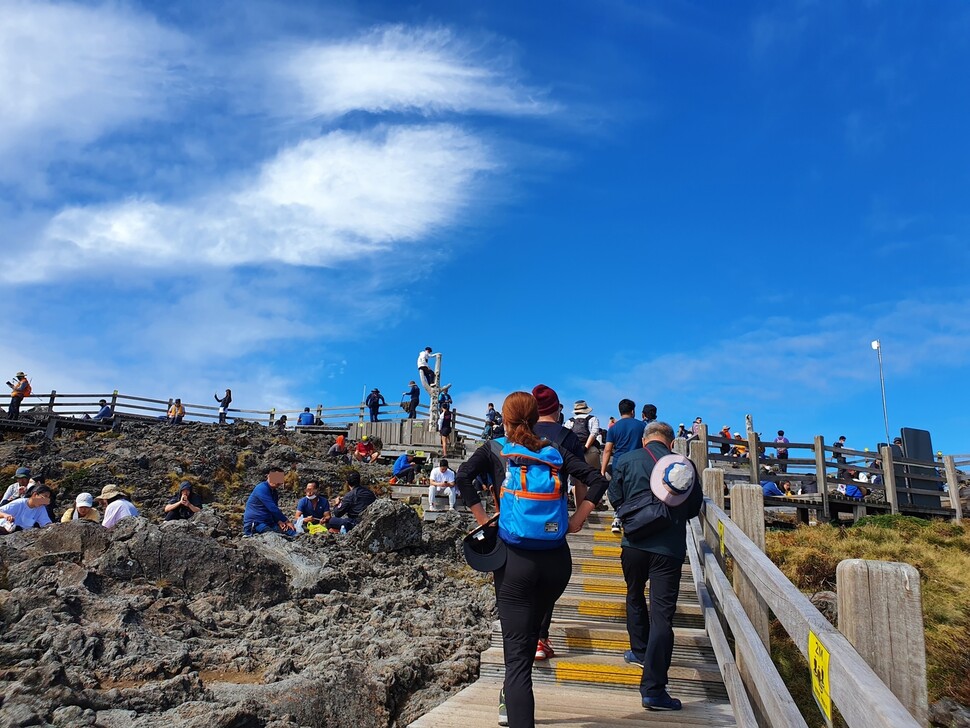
[163,481,203,521]
[7,372,31,420]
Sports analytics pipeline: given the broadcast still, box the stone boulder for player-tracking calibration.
[349,499,422,554]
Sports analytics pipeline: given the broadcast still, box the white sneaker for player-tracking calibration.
[427,504,438,512]
[611,517,622,535]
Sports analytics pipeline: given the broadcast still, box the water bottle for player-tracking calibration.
[339,524,347,535]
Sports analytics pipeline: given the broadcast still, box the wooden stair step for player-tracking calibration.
[552,594,703,627]
[407,676,737,727]
[479,648,728,698]
[490,622,714,659]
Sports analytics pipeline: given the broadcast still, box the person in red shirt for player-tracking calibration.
[353,436,380,463]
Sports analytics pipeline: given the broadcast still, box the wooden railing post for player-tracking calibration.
[316,404,323,423]
[815,435,829,520]
[691,428,709,473]
[268,408,275,427]
[944,455,963,524]
[731,484,770,649]
[837,559,928,726]
[48,390,57,410]
[746,430,760,484]
[881,445,899,515]
[702,467,725,563]
[110,390,118,415]
[672,437,688,456]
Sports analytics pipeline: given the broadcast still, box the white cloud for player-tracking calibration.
[0,0,187,191]
[276,25,555,119]
[14,124,496,282]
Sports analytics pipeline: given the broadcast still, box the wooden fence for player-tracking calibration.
[688,439,928,727]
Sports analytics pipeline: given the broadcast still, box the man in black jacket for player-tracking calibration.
[329,470,376,531]
[608,421,703,712]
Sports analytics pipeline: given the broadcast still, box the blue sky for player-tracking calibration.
[2,0,969,456]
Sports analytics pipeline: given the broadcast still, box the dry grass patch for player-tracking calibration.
[767,516,970,705]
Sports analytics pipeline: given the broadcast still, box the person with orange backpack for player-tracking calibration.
[7,372,31,420]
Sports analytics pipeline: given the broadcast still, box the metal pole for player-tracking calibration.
[875,342,891,445]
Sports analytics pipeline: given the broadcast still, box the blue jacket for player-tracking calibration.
[243,481,287,527]
[407,385,420,402]
[393,454,413,476]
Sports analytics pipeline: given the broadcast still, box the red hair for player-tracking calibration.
[502,392,545,452]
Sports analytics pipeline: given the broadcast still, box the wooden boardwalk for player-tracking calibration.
[407,509,736,727]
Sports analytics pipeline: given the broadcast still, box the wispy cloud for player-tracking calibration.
[14,124,496,282]
[0,0,188,195]
[274,25,556,120]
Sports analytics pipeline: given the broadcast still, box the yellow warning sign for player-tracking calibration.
[809,630,832,722]
[718,520,725,557]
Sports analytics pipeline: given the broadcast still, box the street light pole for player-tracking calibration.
[871,339,891,445]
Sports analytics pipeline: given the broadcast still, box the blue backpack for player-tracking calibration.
[496,438,567,549]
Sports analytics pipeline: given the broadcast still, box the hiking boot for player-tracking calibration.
[642,692,682,711]
[611,517,622,534]
[623,650,644,668]
[535,638,555,661]
[498,688,508,726]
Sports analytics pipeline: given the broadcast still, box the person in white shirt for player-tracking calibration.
[97,483,140,529]
[0,484,54,532]
[417,346,436,386]
[1,467,34,505]
[428,459,457,511]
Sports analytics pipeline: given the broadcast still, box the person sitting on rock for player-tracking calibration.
[327,435,351,464]
[329,470,375,532]
[61,492,101,523]
[163,481,203,521]
[167,398,185,425]
[296,407,315,426]
[0,484,54,533]
[353,435,379,463]
[393,453,417,484]
[295,480,330,530]
[274,414,287,433]
[427,458,456,511]
[1,467,34,506]
[242,467,295,537]
[92,399,113,421]
[98,484,140,529]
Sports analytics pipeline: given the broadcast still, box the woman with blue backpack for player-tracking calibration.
[456,391,610,728]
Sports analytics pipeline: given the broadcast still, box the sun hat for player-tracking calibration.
[532,384,560,417]
[15,467,31,478]
[462,517,507,572]
[75,493,94,508]
[15,371,25,377]
[650,454,696,507]
[97,483,126,500]
[573,400,592,415]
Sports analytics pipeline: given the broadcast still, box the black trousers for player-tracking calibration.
[369,406,380,422]
[620,546,682,697]
[495,542,572,728]
[408,399,419,419]
[395,465,416,484]
[8,395,22,420]
[777,451,789,472]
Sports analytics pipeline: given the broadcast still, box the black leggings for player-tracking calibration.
[494,541,572,728]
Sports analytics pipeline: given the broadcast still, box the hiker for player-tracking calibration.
[417,346,436,385]
[7,372,31,420]
[565,400,602,472]
[167,398,185,425]
[531,384,585,662]
[1,467,33,506]
[730,433,747,458]
[608,416,616,428]
[404,380,420,419]
[455,391,610,728]
[329,470,376,531]
[438,402,453,457]
[296,407,315,426]
[483,403,504,440]
[163,481,203,521]
[393,453,417,484]
[437,387,453,410]
[92,399,113,421]
[641,404,657,424]
[60,492,100,523]
[0,484,54,532]
[603,399,647,535]
[718,425,732,455]
[353,436,379,463]
[242,468,295,536]
[328,435,351,464]
[365,388,385,422]
[295,481,330,529]
[775,430,790,472]
[689,416,703,439]
[608,421,703,712]
[427,458,457,511]
[676,423,690,440]
[760,468,788,497]
[214,388,232,424]
[97,484,140,529]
